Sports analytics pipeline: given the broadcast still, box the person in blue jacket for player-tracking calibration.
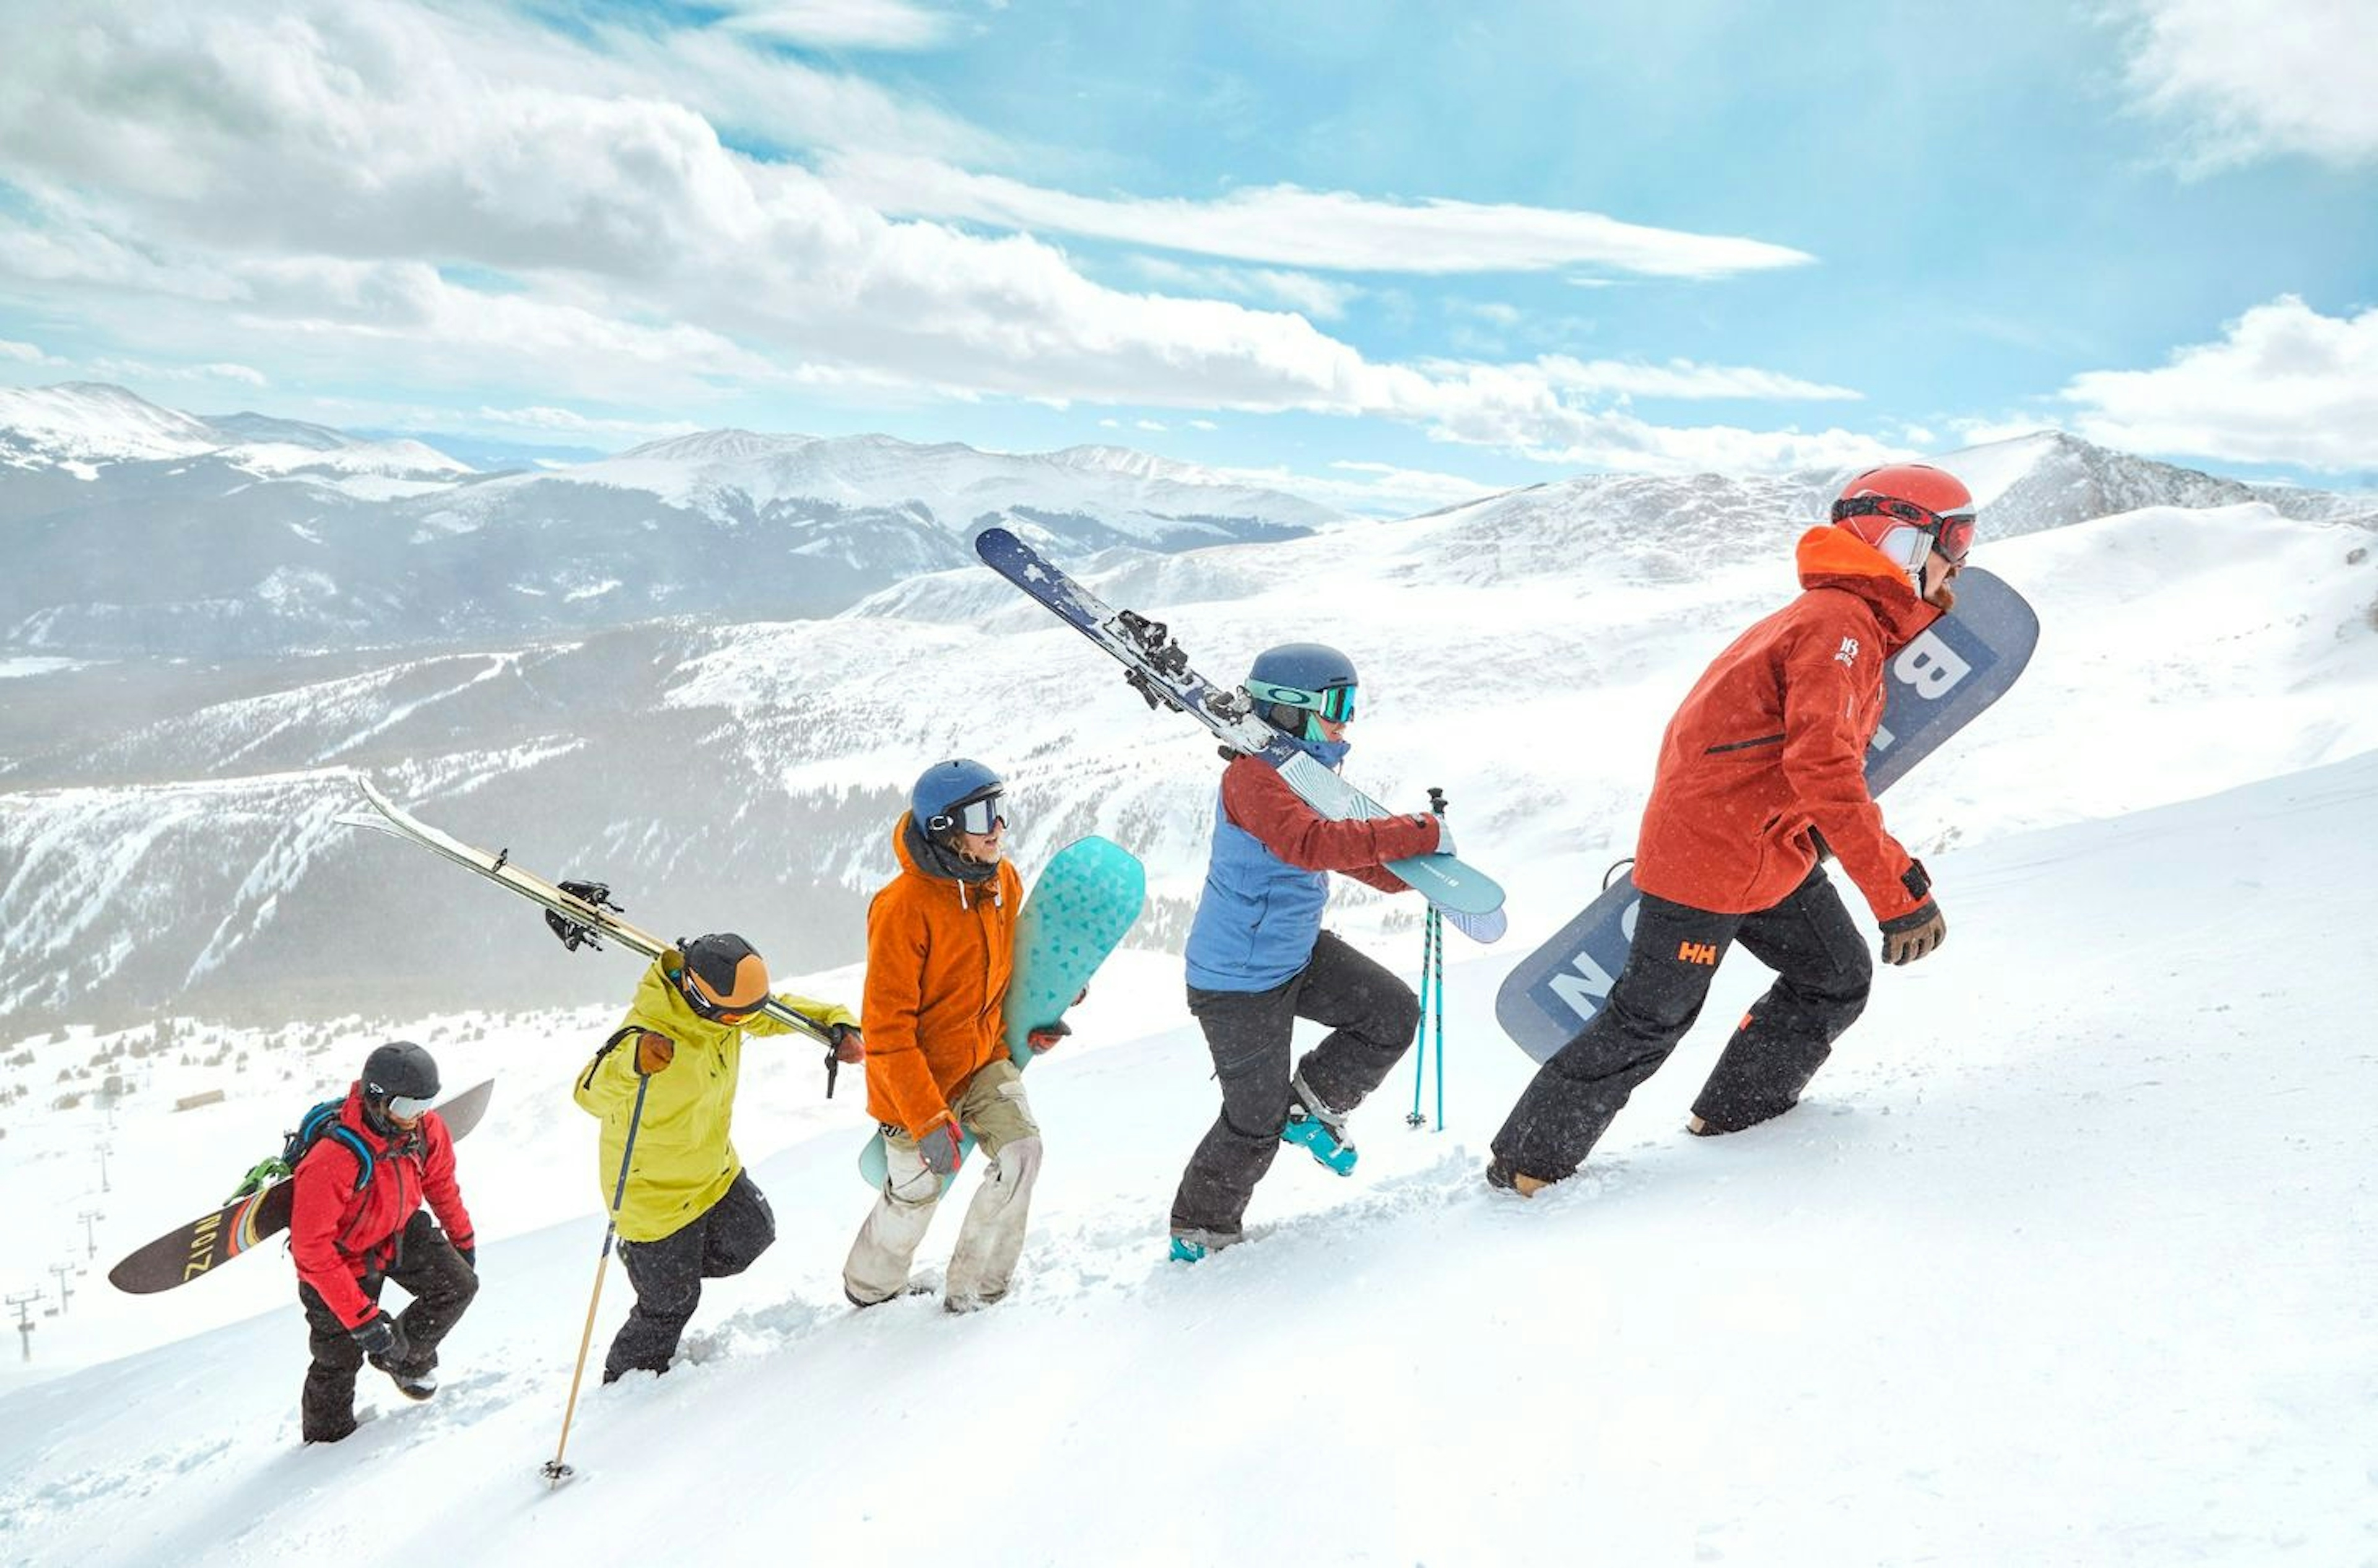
[1167,643,1447,1261]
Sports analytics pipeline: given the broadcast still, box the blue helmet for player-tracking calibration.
[1246,643,1358,736]
[910,757,1010,837]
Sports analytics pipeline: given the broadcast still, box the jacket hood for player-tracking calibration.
[891,811,1003,895]
[627,956,754,1047]
[1795,526,1942,647]
[337,1082,421,1156]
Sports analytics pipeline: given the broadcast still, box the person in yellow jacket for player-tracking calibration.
[574,932,860,1382]
[843,759,1067,1313]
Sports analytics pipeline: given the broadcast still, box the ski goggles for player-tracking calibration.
[385,1092,435,1122]
[936,791,1012,837]
[680,981,764,1024]
[1246,679,1359,724]
[1832,495,1976,566]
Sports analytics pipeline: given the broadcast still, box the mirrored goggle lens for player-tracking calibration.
[386,1093,435,1120]
[1936,514,1975,564]
[956,794,1010,835]
[1317,685,1358,723]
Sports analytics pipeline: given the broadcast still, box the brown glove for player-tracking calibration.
[829,1022,865,1063]
[1879,900,1946,965]
[634,1030,676,1074]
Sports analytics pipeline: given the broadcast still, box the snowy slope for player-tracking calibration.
[0,383,224,475]
[2,751,2372,1564]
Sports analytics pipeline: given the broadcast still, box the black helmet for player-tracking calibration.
[361,1040,440,1112]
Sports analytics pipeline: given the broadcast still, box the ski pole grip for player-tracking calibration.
[1428,786,1447,816]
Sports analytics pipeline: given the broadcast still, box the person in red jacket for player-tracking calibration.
[1489,464,1975,1194]
[288,1040,477,1443]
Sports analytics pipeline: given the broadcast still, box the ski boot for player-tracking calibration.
[1168,1227,1242,1264]
[1279,1071,1357,1177]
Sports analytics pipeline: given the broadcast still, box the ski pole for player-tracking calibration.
[1407,907,1445,1129]
[1409,788,1449,1131]
[1431,902,1447,1131]
[543,1067,651,1486]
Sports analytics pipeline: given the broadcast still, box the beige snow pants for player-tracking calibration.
[843,1058,1043,1310]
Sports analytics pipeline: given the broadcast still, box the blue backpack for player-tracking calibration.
[226,1099,375,1202]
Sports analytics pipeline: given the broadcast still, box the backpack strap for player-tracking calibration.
[578,1025,645,1092]
[291,1101,375,1194]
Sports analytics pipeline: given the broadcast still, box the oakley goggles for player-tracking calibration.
[385,1092,436,1121]
[1247,678,1359,724]
[1832,494,1975,565]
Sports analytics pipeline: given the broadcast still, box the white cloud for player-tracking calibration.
[2057,294,2378,470]
[1131,257,1360,321]
[715,1,957,51]
[474,406,705,440]
[1189,419,1219,432]
[0,339,62,365]
[85,355,267,387]
[1453,355,1862,404]
[0,0,1859,476]
[821,152,1816,279]
[2117,0,2378,170]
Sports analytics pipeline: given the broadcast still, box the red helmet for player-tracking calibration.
[1831,464,1976,580]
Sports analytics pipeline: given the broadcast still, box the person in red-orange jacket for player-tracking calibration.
[287,1040,477,1442]
[1489,464,1975,1194]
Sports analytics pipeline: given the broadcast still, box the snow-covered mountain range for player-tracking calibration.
[0,383,1346,658]
[1,426,2369,1033]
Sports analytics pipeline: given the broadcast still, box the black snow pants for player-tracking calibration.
[297,1209,478,1442]
[1492,865,1875,1182]
[604,1170,775,1382]
[1169,931,1420,1237]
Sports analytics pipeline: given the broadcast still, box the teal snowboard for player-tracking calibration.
[858,835,1146,1190]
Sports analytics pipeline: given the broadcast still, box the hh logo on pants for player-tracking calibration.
[1676,941,1718,966]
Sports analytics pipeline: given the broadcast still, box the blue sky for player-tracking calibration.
[0,0,2371,510]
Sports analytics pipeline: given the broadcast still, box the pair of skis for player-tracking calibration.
[971,527,1508,943]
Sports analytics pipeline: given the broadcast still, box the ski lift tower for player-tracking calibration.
[6,1290,38,1362]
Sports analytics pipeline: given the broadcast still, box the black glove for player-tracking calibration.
[351,1312,411,1369]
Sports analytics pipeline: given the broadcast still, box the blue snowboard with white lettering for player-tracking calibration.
[1494,567,2040,1063]
[859,835,1146,1189]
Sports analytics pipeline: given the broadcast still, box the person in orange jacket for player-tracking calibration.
[288,1040,476,1443]
[1489,464,1975,1193]
[843,759,1065,1313]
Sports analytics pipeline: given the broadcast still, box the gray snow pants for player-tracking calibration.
[1169,931,1419,1237]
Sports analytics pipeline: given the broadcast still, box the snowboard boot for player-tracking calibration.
[845,1281,938,1310]
[1279,1070,1357,1176]
[381,1359,438,1402]
[1168,1227,1243,1264]
[1486,1157,1552,1198]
